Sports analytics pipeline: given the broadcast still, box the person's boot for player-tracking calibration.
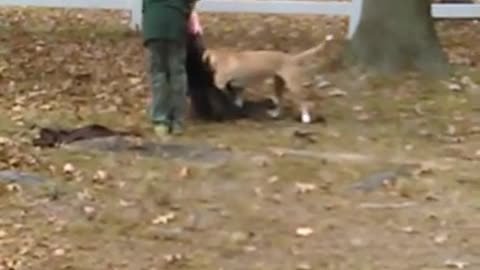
[153,123,170,137]
[170,121,185,136]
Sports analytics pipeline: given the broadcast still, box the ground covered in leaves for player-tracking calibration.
[1,8,480,270]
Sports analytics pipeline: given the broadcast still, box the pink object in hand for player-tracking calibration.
[188,12,203,35]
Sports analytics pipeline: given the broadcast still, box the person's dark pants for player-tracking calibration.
[146,39,188,128]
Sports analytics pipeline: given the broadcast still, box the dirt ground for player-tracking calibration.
[1,8,480,270]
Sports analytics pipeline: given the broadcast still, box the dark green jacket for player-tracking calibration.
[142,0,196,44]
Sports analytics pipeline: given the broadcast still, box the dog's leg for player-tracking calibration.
[268,75,286,119]
[233,91,244,108]
[267,102,281,118]
[297,95,314,124]
[213,71,230,91]
[300,103,312,124]
[226,82,245,108]
[297,91,314,124]
[282,69,313,124]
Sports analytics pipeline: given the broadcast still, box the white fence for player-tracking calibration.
[0,0,480,38]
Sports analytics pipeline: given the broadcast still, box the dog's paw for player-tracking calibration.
[267,108,281,119]
[301,112,312,124]
[234,97,244,108]
[294,115,327,124]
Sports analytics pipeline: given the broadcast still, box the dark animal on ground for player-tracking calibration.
[186,33,276,121]
[32,124,136,148]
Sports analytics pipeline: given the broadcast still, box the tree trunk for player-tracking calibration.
[437,0,472,3]
[344,0,450,77]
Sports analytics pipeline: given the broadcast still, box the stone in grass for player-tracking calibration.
[350,167,414,192]
[63,136,233,167]
[0,170,45,185]
[0,171,62,200]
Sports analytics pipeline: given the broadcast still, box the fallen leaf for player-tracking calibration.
[178,166,190,179]
[117,181,127,189]
[0,137,12,145]
[357,113,370,121]
[83,205,96,219]
[119,199,134,207]
[254,187,263,197]
[77,189,93,201]
[243,245,257,252]
[444,259,469,269]
[460,75,479,91]
[296,262,312,270]
[316,80,332,89]
[447,124,456,135]
[230,231,250,243]
[404,144,414,151]
[267,175,279,184]
[164,253,184,264]
[216,143,231,150]
[152,212,176,225]
[269,193,283,203]
[63,163,75,174]
[93,170,108,181]
[295,182,317,194]
[6,183,21,193]
[128,77,142,85]
[358,202,418,209]
[327,88,347,97]
[271,149,285,157]
[433,232,449,244]
[401,226,417,234]
[352,105,364,112]
[447,82,462,91]
[53,248,66,256]
[296,227,314,237]
[350,237,366,247]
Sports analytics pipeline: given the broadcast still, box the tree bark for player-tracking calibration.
[437,0,472,3]
[344,0,450,77]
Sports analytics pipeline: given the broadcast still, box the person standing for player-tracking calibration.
[142,0,199,136]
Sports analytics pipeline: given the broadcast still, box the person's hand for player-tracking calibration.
[188,12,203,35]
[188,0,199,13]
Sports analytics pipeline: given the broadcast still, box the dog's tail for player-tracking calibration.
[292,34,334,62]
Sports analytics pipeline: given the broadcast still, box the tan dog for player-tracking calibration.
[203,35,333,123]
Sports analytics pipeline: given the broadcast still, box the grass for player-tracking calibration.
[0,7,480,270]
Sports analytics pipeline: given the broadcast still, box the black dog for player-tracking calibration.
[186,33,276,121]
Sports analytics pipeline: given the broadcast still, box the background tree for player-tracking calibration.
[438,0,472,3]
[344,0,450,77]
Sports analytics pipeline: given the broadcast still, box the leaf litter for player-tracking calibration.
[0,7,479,270]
